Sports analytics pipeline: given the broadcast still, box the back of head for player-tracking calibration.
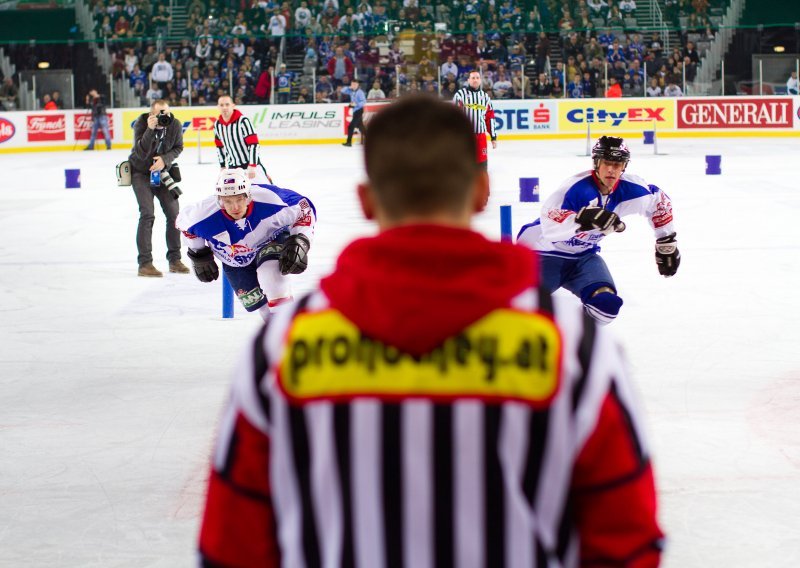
[364,96,478,220]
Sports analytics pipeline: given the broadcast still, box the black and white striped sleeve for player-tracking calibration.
[213,121,225,167]
[239,116,260,167]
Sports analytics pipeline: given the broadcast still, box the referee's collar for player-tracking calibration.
[217,109,243,126]
[467,85,481,93]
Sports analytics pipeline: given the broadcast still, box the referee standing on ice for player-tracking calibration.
[342,78,366,147]
[453,69,497,169]
[214,94,273,183]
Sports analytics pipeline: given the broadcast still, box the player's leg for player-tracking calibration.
[254,231,294,317]
[222,264,269,317]
[154,185,187,272]
[537,254,569,294]
[255,261,293,319]
[563,253,622,325]
[131,171,160,275]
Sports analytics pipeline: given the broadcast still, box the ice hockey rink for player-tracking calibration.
[1,134,798,567]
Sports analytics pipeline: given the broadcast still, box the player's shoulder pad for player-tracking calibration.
[175,195,220,230]
[620,172,659,193]
[560,170,595,197]
[251,185,289,205]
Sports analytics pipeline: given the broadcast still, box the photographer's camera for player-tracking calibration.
[157,110,173,127]
[150,165,182,199]
[162,171,182,199]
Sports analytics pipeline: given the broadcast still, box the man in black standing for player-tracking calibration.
[128,99,189,277]
[84,89,112,150]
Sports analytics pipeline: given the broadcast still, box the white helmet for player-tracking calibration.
[215,168,251,200]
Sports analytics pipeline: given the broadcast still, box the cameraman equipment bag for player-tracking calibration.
[116,160,132,186]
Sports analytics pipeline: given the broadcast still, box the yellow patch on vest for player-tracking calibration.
[279,309,561,405]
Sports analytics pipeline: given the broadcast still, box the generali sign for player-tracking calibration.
[27,114,66,141]
[677,98,792,129]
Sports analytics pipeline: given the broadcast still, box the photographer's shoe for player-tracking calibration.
[138,263,163,277]
[169,260,190,274]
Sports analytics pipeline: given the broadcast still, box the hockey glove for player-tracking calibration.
[655,233,680,277]
[278,234,311,275]
[575,206,626,234]
[187,247,219,282]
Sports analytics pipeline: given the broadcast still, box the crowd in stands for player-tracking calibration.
[86,0,725,106]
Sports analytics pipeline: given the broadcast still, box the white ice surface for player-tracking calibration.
[1,137,799,567]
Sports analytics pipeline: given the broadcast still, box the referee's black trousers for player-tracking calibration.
[346,108,364,144]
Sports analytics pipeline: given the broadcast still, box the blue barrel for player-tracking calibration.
[65,169,81,189]
[643,130,655,145]
[706,155,722,175]
[519,177,540,202]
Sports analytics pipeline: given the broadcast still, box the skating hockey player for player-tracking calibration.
[517,135,680,324]
[175,168,315,320]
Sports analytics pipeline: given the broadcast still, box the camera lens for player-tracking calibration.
[157,112,172,127]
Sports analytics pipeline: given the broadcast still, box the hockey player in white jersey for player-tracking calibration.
[517,136,680,324]
[176,168,315,320]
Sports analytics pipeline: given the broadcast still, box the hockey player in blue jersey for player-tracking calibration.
[176,168,315,320]
[517,136,680,324]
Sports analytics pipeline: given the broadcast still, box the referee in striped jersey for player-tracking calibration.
[214,95,273,184]
[198,96,664,568]
[453,69,497,169]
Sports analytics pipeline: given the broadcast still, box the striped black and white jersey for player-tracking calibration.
[453,87,497,139]
[199,285,663,567]
[214,109,261,168]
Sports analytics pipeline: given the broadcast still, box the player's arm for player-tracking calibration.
[275,193,316,275]
[176,212,220,282]
[538,184,589,241]
[640,183,680,277]
[571,329,664,567]
[199,329,280,567]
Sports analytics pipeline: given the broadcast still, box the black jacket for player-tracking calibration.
[128,112,184,174]
[88,95,107,120]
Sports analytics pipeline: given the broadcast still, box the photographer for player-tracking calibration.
[128,99,189,277]
[83,89,112,151]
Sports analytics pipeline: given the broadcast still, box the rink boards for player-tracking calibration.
[1,95,799,152]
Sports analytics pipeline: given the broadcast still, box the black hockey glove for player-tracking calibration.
[575,206,626,234]
[187,247,219,282]
[278,234,310,275]
[655,233,680,277]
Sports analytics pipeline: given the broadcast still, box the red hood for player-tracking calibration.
[218,109,243,126]
[320,225,538,356]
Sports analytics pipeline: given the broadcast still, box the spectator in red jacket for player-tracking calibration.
[606,76,623,97]
[327,46,354,86]
[254,66,274,103]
